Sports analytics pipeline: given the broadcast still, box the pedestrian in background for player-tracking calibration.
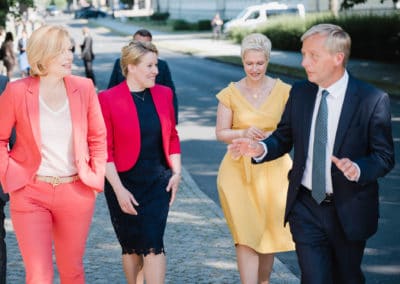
[0,27,5,76]
[229,24,394,284]
[211,13,223,40]
[0,25,107,284]
[17,30,30,78]
[215,33,294,283]
[108,29,178,123]
[80,26,96,86]
[0,32,16,79]
[99,40,181,284]
[0,74,10,284]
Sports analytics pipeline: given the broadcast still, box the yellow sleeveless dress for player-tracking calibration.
[216,80,295,253]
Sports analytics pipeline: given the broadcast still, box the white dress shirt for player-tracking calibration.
[256,71,359,194]
[301,71,349,194]
[37,97,77,177]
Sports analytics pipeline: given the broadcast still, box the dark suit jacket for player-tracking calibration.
[80,35,94,61]
[257,75,394,241]
[98,82,180,172]
[107,58,178,123]
[0,75,11,202]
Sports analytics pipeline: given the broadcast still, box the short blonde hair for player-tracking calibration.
[27,25,71,76]
[120,40,158,77]
[301,23,351,66]
[240,33,272,60]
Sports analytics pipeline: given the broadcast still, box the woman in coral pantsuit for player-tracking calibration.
[0,25,107,284]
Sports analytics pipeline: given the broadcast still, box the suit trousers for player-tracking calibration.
[0,199,6,284]
[9,179,96,284]
[288,187,366,284]
[83,60,96,86]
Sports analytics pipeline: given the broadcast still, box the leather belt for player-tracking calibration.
[36,174,80,187]
[299,185,334,204]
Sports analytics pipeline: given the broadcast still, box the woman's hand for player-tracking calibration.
[263,131,273,140]
[115,187,139,215]
[166,172,181,206]
[243,126,266,141]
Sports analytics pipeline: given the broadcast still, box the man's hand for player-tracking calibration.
[332,155,360,181]
[228,138,265,159]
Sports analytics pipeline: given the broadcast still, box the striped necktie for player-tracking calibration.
[312,90,329,204]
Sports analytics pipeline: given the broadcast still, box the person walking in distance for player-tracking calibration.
[229,24,394,284]
[211,13,223,40]
[17,29,30,78]
[1,32,16,79]
[80,26,96,85]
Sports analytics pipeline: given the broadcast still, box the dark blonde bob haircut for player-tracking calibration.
[120,40,158,77]
[27,25,72,77]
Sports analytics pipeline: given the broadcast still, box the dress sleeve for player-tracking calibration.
[216,85,232,109]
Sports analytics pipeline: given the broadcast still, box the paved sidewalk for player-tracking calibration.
[4,168,299,283]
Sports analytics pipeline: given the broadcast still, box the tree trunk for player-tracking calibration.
[330,0,339,16]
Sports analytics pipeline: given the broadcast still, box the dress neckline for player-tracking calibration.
[131,89,148,101]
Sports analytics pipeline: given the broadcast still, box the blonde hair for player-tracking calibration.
[301,23,351,66]
[240,33,272,60]
[120,40,158,77]
[27,25,71,76]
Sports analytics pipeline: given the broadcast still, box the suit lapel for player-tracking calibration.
[64,76,82,154]
[333,77,360,155]
[26,77,41,150]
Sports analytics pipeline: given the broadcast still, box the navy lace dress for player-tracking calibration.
[105,89,172,255]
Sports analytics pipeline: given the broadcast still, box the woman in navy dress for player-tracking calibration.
[98,41,181,284]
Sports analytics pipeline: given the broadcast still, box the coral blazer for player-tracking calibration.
[98,81,180,172]
[0,75,107,193]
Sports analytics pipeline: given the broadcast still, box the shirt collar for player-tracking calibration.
[318,70,349,99]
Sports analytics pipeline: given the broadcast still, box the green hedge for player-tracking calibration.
[169,19,196,31]
[169,19,213,31]
[228,13,400,62]
[150,12,169,21]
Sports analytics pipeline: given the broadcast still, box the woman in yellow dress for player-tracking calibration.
[215,33,295,284]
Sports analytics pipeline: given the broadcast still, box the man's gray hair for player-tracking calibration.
[301,23,351,66]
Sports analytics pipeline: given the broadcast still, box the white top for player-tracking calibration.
[36,96,77,177]
[301,71,349,194]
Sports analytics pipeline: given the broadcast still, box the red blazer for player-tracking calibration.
[98,81,180,172]
[0,76,107,193]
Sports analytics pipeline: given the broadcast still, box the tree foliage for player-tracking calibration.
[0,0,35,27]
[341,0,398,9]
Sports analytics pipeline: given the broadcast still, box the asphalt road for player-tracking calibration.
[58,14,400,283]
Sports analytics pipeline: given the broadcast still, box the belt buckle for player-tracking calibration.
[51,176,61,187]
[323,193,333,203]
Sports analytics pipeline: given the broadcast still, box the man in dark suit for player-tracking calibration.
[0,74,10,284]
[229,24,394,283]
[107,29,178,123]
[80,26,96,85]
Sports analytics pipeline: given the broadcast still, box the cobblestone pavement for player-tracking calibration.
[4,167,299,283]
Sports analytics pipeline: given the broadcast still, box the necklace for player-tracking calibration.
[244,78,269,99]
[131,90,146,101]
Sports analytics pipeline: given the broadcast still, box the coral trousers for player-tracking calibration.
[9,179,96,284]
